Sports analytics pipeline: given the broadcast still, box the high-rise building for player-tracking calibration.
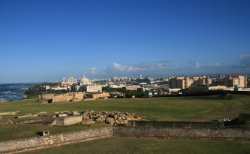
[62,76,77,86]
[226,75,248,88]
[169,76,211,89]
[169,77,187,89]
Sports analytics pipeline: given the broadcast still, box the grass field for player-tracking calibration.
[1,95,250,153]
[0,95,250,142]
[23,137,250,154]
[1,95,250,121]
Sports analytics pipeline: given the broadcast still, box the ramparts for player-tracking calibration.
[40,92,85,103]
[114,126,250,140]
[1,120,250,153]
[128,120,221,128]
[0,127,113,153]
[91,92,110,99]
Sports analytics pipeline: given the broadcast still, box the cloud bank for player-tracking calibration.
[85,54,250,78]
[113,63,139,72]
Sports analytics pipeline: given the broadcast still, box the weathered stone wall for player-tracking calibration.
[92,92,110,99]
[128,121,221,128]
[86,85,102,93]
[114,126,250,140]
[40,92,85,103]
[0,127,113,153]
[52,94,73,102]
[74,92,85,101]
[1,125,250,153]
[51,116,83,126]
[16,118,43,124]
[40,94,54,100]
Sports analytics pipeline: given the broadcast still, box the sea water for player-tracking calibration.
[0,83,31,101]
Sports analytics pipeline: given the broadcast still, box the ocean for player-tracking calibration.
[0,83,31,101]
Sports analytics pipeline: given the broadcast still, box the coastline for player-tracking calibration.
[0,83,32,102]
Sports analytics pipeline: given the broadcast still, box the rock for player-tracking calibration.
[109,113,115,119]
[123,119,128,125]
[72,111,80,116]
[0,111,19,116]
[82,115,90,121]
[56,113,68,118]
[17,113,33,119]
[54,111,70,114]
[17,112,48,119]
[96,116,105,123]
[105,117,115,125]
[81,120,95,126]
[38,112,48,116]
[75,110,141,125]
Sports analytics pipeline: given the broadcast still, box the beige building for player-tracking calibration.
[169,76,212,90]
[126,85,141,91]
[208,85,227,90]
[169,77,183,89]
[226,75,248,88]
[169,77,193,89]
[192,76,212,86]
[62,76,77,86]
[86,85,102,93]
[189,85,209,92]
[185,77,194,88]
[110,83,126,89]
[79,76,102,93]
[50,86,68,91]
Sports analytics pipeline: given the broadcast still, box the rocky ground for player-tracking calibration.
[80,111,142,125]
[0,111,143,126]
[52,110,142,126]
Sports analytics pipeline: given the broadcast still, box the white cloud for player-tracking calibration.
[215,62,220,67]
[112,61,170,72]
[135,60,170,70]
[90,67,97,75]
[195,61,200,68]
[187,61,201,69]
[113,63,139,72]
[240,54,250,67]
[103,54,250,77]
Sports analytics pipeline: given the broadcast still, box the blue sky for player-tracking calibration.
[0,0,250,83]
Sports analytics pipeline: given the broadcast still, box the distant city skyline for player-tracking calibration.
[1,0,250,83]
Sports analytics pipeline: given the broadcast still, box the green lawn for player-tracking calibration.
[1,95,250,121]
[23,137,250,154]
[0,95,250,141]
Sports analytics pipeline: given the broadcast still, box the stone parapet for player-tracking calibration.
[0,127,113,154]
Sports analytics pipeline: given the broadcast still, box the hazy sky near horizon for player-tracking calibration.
[1,0,250,83]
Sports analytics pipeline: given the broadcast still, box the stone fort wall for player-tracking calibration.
[113,126,250,140]
[1,123,250,153]
[0,127,113,153]
[40,92,85,103]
